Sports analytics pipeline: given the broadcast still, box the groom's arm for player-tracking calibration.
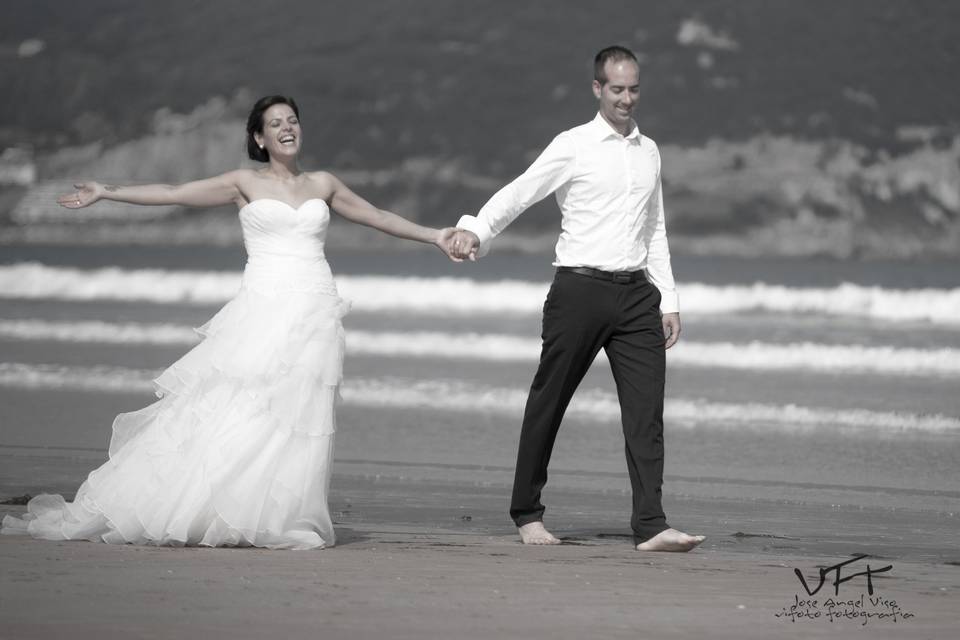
[457,132,576,258]
[643,148,679,316]
[643,147,681,348]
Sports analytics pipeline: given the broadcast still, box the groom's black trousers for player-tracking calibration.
[509,268,670,543]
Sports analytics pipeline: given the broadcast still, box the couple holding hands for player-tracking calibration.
[3,46,703,553]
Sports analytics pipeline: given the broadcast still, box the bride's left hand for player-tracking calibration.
[436,227,466,262]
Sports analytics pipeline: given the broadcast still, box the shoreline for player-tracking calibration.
[4,469,958,565]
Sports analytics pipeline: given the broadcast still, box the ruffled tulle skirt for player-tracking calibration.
[2,262,348,550]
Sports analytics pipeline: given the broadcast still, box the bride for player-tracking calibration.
[1,95,461,549]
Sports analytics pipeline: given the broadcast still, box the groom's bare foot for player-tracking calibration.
[636,528,705,552]
[518,522,561,545]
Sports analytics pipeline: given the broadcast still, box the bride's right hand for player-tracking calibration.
[57,182,104,209]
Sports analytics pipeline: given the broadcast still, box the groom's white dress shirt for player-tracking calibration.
[457,112,679,313]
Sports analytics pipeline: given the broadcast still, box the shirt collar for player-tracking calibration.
[591,112,641,143]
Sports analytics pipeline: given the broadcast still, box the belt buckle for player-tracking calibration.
[612,272,632,283]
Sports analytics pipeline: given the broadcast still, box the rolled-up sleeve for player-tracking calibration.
[458,133,576,257]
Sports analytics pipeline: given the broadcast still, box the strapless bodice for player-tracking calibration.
[238,199,336,295]
[240,198,330,261]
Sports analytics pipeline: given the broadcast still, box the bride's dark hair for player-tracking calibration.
[246,95,300,162]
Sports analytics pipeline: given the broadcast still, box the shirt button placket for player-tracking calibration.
[622,140,632,218]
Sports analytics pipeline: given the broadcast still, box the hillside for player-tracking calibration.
[2,0,959,257]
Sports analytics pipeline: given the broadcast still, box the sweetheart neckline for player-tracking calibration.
[239,198,329,213]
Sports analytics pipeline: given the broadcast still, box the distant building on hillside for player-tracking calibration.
[0,147,37,186]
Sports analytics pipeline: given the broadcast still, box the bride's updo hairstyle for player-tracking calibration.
[246,95,300,162]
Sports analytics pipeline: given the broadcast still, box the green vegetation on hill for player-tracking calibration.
[2,0,959,257]
[4,0,958,155]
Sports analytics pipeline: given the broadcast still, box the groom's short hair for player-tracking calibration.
[594,46,638,85]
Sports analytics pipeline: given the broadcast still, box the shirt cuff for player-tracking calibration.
[456,214,493,257]
[659,290,679,314]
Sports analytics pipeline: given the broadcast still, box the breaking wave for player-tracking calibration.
[1,363,956,434]
[2,319,957,378]
[2,263,959,324]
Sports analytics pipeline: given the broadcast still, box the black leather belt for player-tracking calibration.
[557,266,646,283]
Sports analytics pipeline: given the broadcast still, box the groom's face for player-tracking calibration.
[593,59,640,131]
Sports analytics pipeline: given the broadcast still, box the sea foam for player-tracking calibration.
[1,362,957,435]
[2,262,959,324]
[2,319,957,378]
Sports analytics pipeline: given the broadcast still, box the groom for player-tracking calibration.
[451,46,704,551]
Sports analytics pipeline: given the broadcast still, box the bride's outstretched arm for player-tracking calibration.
[57,171,245,209]
[325,172,462,261]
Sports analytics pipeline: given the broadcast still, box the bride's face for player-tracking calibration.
[256,104,302,160]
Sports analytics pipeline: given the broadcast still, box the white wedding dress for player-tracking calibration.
[2,199,348,549]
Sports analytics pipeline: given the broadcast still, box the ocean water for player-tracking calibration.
[1,243,958,520]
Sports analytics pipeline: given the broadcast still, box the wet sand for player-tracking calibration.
[2,464,958,639]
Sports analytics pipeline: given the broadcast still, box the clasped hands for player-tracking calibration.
[436,228,480,262]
